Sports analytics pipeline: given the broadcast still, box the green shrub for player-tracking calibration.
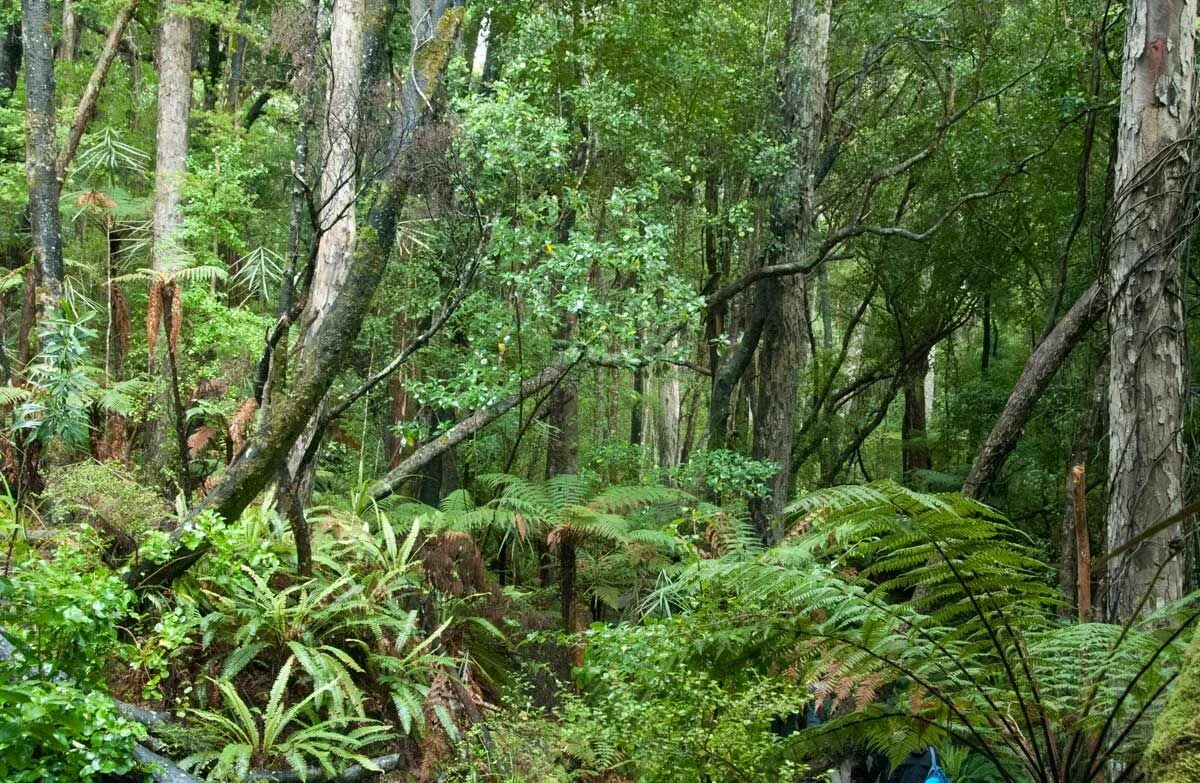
[0,676,144,782]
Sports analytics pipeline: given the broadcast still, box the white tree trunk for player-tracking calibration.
[284,0,366,484]
[1105,0,1196,620]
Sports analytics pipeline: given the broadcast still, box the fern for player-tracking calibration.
[181,658,392,781]
[652,482,1199,783]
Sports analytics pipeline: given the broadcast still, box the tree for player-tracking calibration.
[749,0,831,539]
[21,0,63,317]
[1104,0,1196,620]
[126,0,467,590]
[145,0,196,491]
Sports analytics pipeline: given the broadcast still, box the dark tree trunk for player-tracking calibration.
[707,283,769,453]
[202,23,223,111]
[546,320,580,632]
[748,0,831,538]
[901,348,931,478]
[22,0,63,316]
[963,281,1105,499]
[981,294,992,373]
[0,24,21,99]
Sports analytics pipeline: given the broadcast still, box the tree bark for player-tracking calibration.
[277,0,367,531]
[963,281,1106,499]
[58,0,80,62]
[1105,0,1196,621]
[369,361,569,502]
[126,0,466,590]
[1058,357,1106,620]
[22,0,64,316]
[901,346,931,478]
[0,24,20,99]
[749,0,830,538]
[144,0,194,491]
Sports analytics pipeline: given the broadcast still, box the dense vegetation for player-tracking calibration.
[2,0,1200,780]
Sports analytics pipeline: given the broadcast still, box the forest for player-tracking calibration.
[4,0,1200,780]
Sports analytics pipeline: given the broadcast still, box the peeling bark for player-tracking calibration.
[1105,0,1196,620]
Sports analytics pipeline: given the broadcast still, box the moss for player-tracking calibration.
[1148,627,1200,783]
[416,7,465,88]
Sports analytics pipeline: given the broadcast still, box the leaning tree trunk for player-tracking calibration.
[22,0,63,318]
[749,0,830,539]
[126,0,466,590]
[1104,0,1196,621]
[277,0,367,574]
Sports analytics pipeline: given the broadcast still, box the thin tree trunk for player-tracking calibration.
[1059,356,1107,618]
[981,293,992,373]
[1105,0,1196,621]
[963,281,1106,499]
[369,360,568,503]
[22,0,63,317]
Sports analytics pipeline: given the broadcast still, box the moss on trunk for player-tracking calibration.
[1147,627,1200,783]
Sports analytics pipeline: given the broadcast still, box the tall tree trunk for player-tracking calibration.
[981,293,992,373]
[146,0,194,491]
[749,0,830,538]
[58,0,80,62]
[127,0,467,591]
[546,321,580,632]
[654,357,681,469]
[1105,0,1196,620]
[0,24,20,99]
[901,347,932,478]
[278,0,367,572]
[22,0,63,317]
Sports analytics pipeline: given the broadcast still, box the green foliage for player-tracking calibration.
[0,556,135,685]
[0,676,145,782]
[181,657,393,781]
[673,449,780,502]
[650,482,1193,781]
[15,305,104,451]
[45,460,169,548]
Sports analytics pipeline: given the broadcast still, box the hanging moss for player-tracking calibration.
[1147,627,1200,783]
